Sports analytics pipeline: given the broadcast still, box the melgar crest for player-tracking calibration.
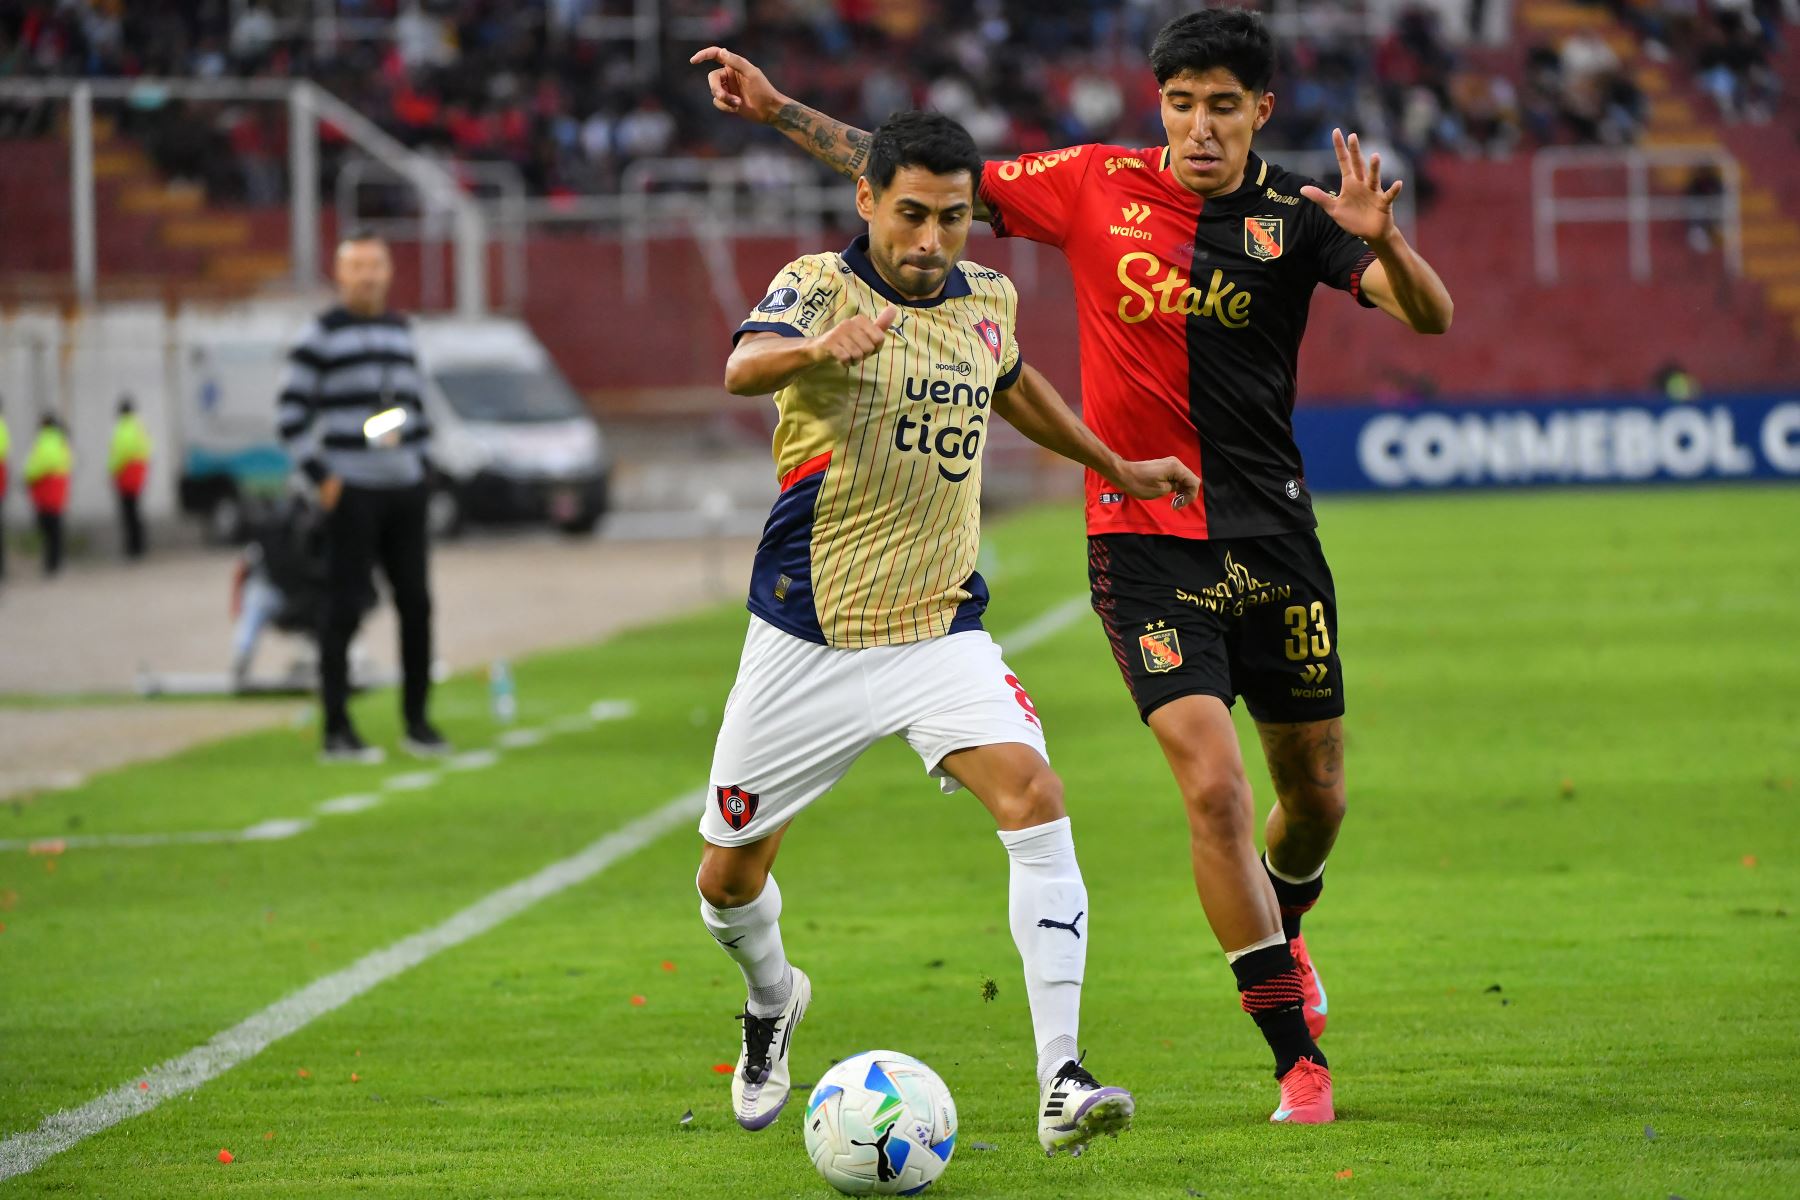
[1244,216,1284,261]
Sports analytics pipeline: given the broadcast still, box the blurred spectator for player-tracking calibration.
[24,413,71,578]
[1654,360,1700,402]
[109,394,150,560]
[615,96,677,161]
[2,0,1791,212]
[1684,163,1726,252]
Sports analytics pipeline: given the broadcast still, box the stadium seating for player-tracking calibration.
[4,1,1793,401]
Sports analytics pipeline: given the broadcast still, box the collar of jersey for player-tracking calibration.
[841,235,973,307]
[1156,149,1268,212]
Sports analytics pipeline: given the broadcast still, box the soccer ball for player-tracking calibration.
[803,1050,957,1196]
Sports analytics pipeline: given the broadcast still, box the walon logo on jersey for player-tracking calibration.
[1115,252,1254,329]
[716,785,760,831]
[1109,203,1154,242]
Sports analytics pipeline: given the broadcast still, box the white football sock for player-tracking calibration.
[996,816,1087,1090]
[1263,851,1325,886]
[699,872,793,1017]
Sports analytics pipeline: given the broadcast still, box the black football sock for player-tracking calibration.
[1231,941,1326,1079]
[1263,852,1324,941]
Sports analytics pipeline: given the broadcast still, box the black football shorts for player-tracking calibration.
[1087,529,1345,725]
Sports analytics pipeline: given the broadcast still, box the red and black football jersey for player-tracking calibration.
[980,146,1378,540]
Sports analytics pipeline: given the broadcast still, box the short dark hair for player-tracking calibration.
[339,226,385,247]
[1150,9,1276,93]
[864,111,982,194]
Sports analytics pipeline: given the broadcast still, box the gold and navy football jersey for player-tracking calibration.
[735,235,1024,649]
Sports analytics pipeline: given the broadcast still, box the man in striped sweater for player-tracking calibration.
[279,231,447,763]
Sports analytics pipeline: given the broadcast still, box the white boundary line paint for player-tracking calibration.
[1001,593,1090,656]
[315,793,383,816]
[0,603,1082,1172]
[0,701,638,856]
[0,789,705,1182]
[588,700,636,722]
[0,819,316,854]
[545,713,597,735]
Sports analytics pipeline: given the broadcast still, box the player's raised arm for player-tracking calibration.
[690,47,1008,222]
[995,364,1197,510]
[723,307,899,396]
[1301,128,1453,335]
[691,46,877,181]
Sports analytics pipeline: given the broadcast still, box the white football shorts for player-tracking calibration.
[699,615,1050,846]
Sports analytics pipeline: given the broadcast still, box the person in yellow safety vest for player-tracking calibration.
[110,394,152,559]
[25,413,72,577]
[0,407,10,583]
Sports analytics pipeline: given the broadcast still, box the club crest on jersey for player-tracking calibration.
[716,785,760,831]
[1139,627,1183,674]
[1244,217,1284,261]
[972,318,1004,363]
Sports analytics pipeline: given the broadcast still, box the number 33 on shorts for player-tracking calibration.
[1283,600,1332,661]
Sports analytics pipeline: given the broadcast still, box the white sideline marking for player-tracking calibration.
[0,789,704,1182]
[1002,594,1090,655]
[0,698,637,854]
[545,714,595,735]
[316,793,382,816]
[239,818,314,841]
[589,700,636,722]
[0,819,315,854]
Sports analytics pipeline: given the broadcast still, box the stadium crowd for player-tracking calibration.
[0,1,1791,205]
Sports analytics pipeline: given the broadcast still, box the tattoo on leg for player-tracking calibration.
[1258,720,1344,799]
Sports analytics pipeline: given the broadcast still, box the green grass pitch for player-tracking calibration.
[2,486,1797,1198]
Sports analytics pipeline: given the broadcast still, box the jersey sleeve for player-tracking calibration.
[1298,182,1379,308]
[997,280,1024,391]
[979,145,1099,247]
[734,256,847,343]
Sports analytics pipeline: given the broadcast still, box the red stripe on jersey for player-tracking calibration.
[1072,151,1209,540]
[779,450,832,492]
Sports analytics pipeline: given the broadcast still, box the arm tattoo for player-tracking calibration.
[773,101,871,179]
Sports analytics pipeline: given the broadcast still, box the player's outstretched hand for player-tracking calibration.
[690,46,787,123]
[1300,128,1401,245]
[1113,456,1199,511]
[811,306,899,368]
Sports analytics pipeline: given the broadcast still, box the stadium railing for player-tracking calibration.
[0,76,493,316]
[1532,145,1744,284]
[337,158,528,314]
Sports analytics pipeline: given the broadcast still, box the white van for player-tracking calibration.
[177,314,609,538]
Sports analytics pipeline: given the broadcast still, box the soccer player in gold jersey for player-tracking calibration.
[694,112,1197,1157]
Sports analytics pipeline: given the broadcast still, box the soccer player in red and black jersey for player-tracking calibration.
[694,8,1452,1125]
